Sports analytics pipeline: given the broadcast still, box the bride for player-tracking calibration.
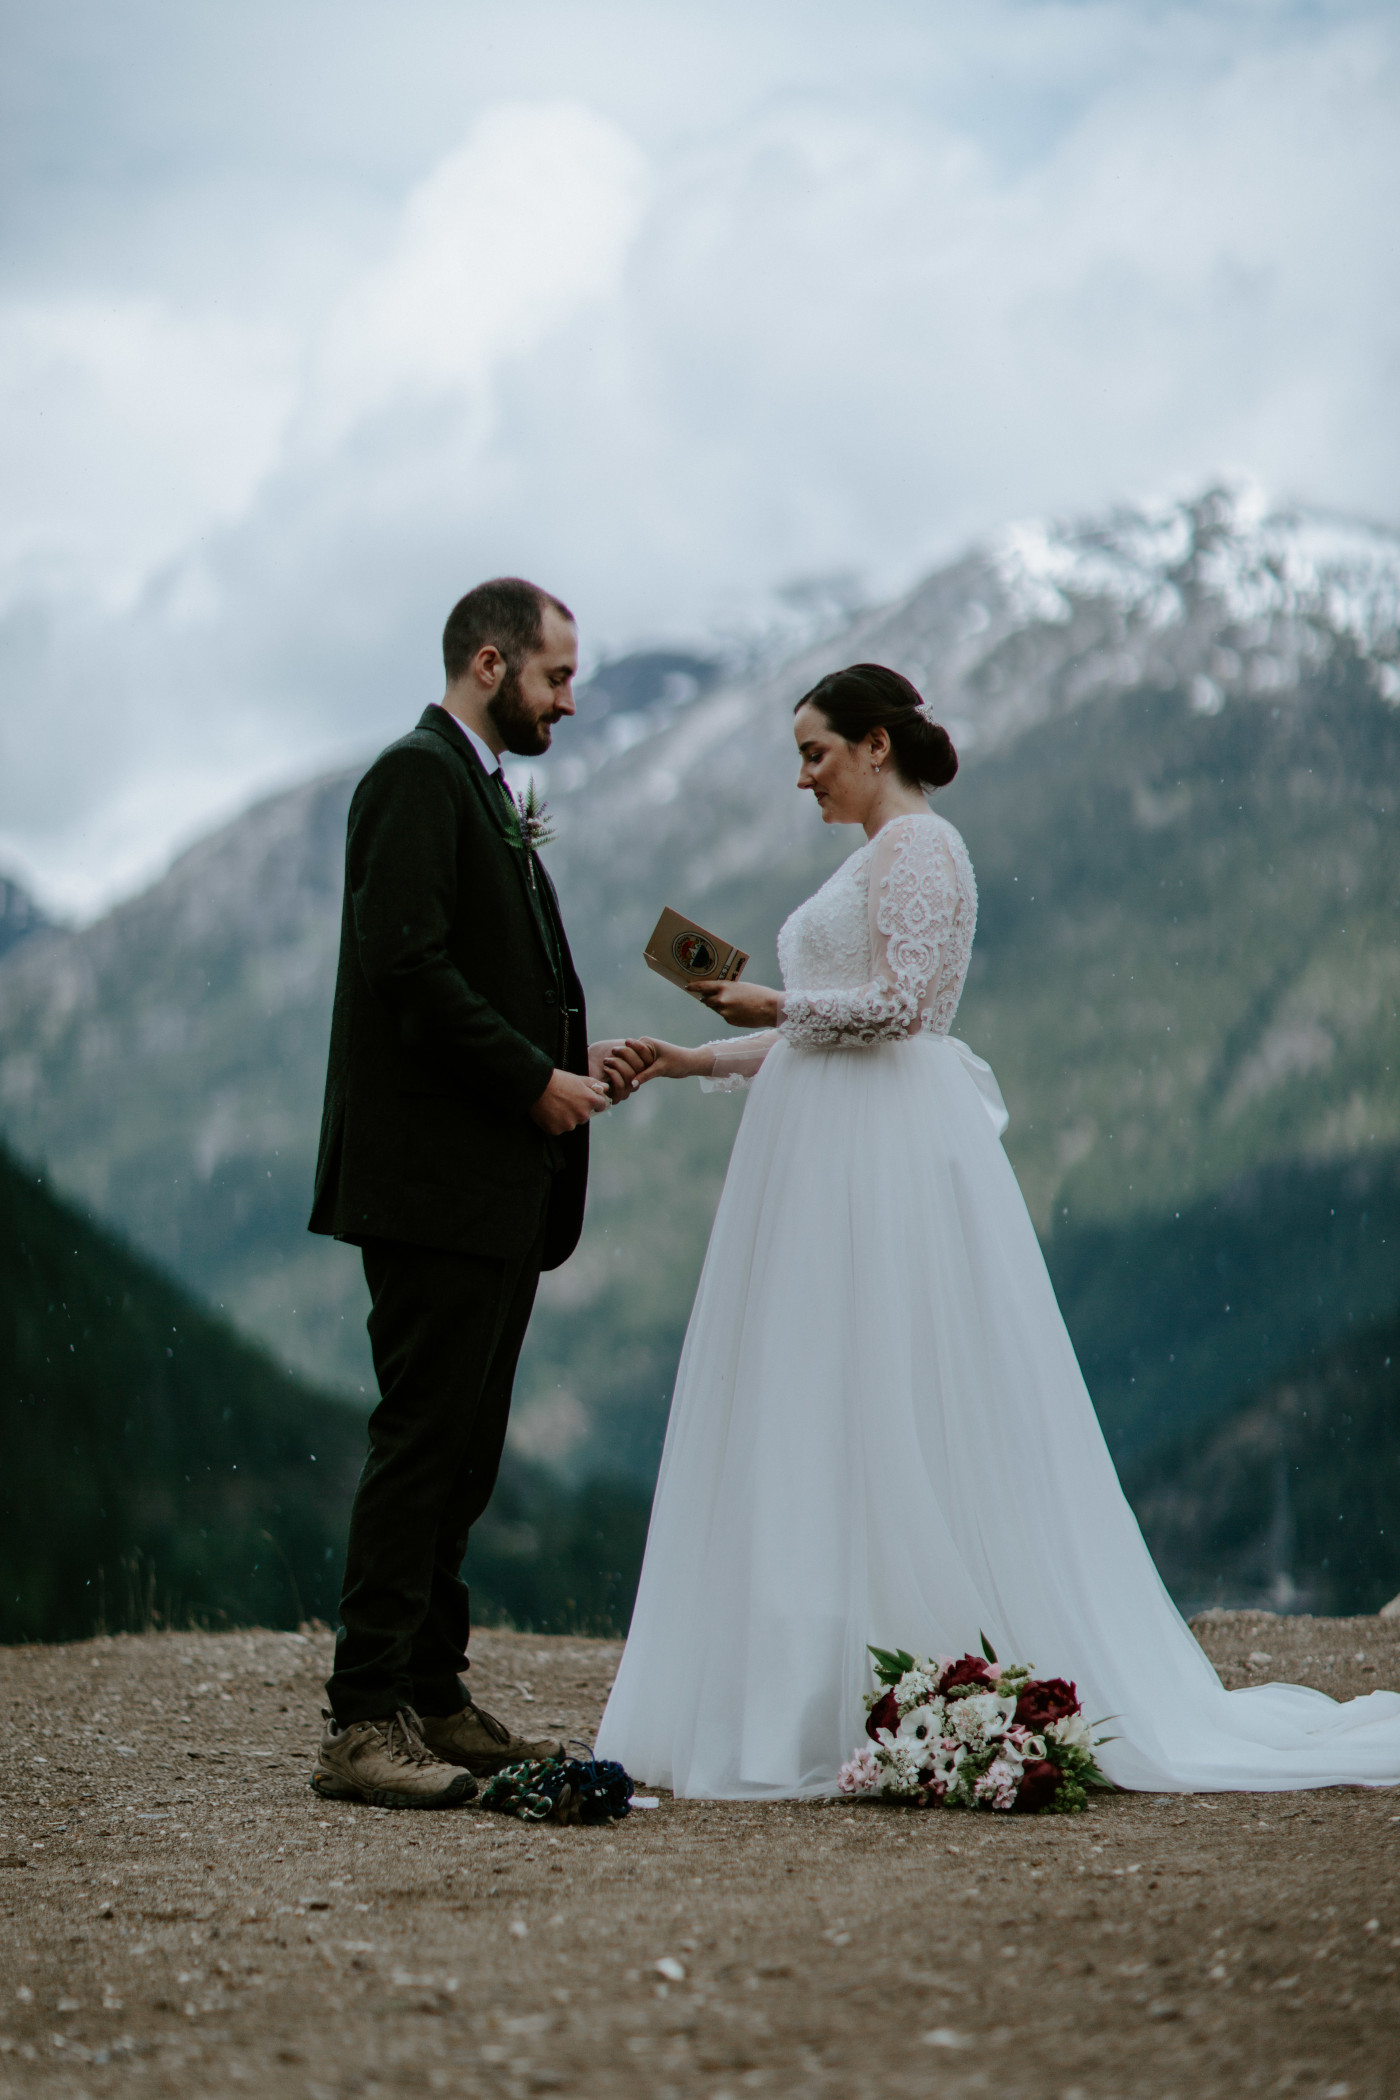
[595,662,1400,1800]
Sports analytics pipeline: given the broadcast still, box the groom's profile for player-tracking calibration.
[307,577,645,1807]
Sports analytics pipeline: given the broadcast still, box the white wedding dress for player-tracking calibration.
[596,812,1400,1799]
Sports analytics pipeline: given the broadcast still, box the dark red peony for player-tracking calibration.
[866,1688,900,1740]
[1014,1759,1062,1814]
[937,1654,996,1696]
[1014,1677,1080,1731]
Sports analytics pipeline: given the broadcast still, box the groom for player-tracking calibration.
[308,576,646,1808]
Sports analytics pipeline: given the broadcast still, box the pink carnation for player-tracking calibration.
[837,1746,881,1795]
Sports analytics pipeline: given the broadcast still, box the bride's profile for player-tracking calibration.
[595,661,1400,1799]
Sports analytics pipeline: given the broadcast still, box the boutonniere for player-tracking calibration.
[504,778,557,859]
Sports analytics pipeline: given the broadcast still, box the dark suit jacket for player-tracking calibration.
[308,705,588,1270]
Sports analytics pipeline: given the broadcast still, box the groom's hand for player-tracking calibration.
[589,1037,656,1102]
[529,1069,610,1134]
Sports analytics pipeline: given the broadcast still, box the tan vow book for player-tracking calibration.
[643,907,749,994]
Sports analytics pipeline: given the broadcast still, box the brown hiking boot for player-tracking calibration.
[419,1701,566,1777]
[311,1706,478,1809]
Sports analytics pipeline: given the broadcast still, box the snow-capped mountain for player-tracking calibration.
[0,484,1396,1493]
[541,482,1400,916]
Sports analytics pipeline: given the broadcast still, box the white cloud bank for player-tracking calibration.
[304,106,647,454]
[1,2,1397,914]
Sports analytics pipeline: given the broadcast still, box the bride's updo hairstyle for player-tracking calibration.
[795,663,958,790]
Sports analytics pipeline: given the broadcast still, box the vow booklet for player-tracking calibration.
[644,907,749,994]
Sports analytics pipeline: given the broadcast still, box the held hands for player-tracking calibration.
[589,1037,657,1102]
[556,998,781,1105]
[531,1040,659,1131]
[611,983,784,1090]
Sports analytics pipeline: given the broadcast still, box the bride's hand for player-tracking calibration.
[624,1037,711,1083]
[689,980,782,1027]
[589,1036,656,1102]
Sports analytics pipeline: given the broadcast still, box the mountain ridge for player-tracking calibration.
[0,483,1395,1553]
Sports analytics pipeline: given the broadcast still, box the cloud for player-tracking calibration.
[0,3,1397,916]
[0,297,294,610]
[304,104,646,451]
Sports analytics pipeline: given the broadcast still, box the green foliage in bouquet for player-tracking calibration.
[869,1646,918,1688]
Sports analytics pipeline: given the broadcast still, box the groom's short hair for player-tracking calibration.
[443,578,574,682]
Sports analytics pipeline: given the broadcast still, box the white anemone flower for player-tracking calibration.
[929,1743,965,1788]
[895,1703,943,1750]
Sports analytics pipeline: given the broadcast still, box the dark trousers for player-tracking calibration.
[326,1225,545,1724]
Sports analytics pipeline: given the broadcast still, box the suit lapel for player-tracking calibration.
[415,707,558,975]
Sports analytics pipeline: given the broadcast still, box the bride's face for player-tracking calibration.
[794,703,880,825]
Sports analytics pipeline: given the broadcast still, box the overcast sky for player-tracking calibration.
[2,0,1396,916]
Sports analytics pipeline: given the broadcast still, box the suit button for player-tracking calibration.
[543,986,557,1003]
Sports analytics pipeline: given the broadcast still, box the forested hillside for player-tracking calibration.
[0,1142,649,1643]
[1129,1311,1400,1616]
[0,1140,361,1640]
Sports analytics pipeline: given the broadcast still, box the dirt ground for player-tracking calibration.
[2,1612,1398,2100]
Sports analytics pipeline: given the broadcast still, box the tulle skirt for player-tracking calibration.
[596,1032,1400,1797]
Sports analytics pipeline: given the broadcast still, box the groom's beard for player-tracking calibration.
[487,667,556,757]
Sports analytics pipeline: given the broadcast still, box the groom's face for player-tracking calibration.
[487,606,579,757]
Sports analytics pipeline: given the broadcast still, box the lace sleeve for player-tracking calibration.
[780,818,956,1047]
[697,1029,780,1094]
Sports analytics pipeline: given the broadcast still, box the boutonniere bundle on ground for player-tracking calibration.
[838,1639,1115,1815]
[479,1753,634,1825]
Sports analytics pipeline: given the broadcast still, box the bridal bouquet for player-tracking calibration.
[838,1641,1114,1815]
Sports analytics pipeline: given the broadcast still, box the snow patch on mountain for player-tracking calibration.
[992,484,1400,669]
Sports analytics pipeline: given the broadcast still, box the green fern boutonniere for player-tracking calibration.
[505,778,557,855]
